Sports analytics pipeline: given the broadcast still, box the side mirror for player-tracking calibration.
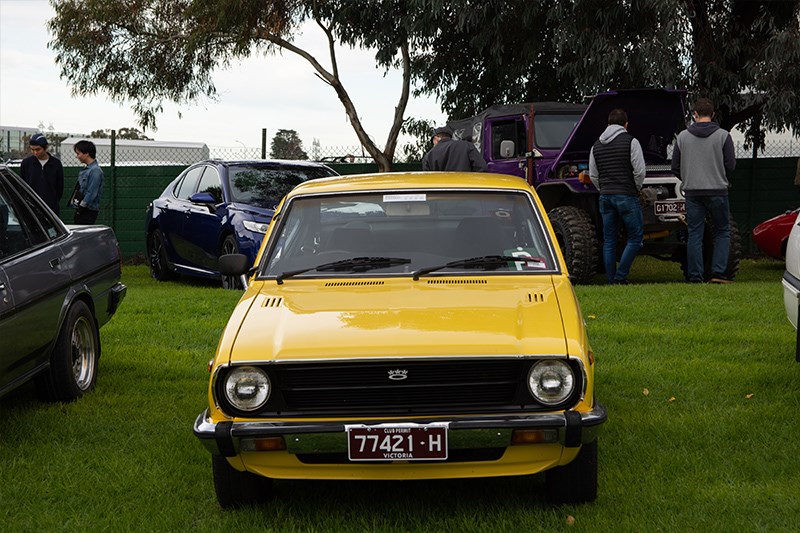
[218,253,250,276]
[189,191,216,204]
[499,140,515,159]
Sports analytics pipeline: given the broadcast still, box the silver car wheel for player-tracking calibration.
[71,315,97,391]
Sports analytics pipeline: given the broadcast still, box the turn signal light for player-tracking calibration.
[511,429,558,445]
[252,437,287,451]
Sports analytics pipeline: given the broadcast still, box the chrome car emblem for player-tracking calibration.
[388,369,408,381]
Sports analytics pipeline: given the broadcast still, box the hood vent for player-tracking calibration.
[528,293,545,303]
[427,279,487,285]
[324,281,385,287]
[262,297,284,308]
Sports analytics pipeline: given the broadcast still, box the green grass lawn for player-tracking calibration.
[2,258,799,531]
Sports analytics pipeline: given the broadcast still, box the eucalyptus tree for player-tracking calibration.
[411,0,800,146]
[48,0,428,171]
[270,129,308,160]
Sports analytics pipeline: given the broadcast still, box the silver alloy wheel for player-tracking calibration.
[71,315,97,390]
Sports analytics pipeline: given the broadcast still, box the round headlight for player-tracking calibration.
[527,360,575,405]
[224,366,271,412]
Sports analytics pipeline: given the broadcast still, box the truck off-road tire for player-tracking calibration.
[212,455,274,509]
[148,229,176,281]
[547,206,599,284]
[680,215,742,281]
[36,300,100,402]
[545,439,598,505]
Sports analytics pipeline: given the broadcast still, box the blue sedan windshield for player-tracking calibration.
[228,165,337,207]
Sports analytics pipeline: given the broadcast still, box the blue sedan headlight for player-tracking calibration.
[242,220,269,234]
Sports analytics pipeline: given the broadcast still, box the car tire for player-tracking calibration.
[545,439,598,505]
[547,206,599,285]
[36,300,100,402]
[220,235,243,290]
[680,214,742,281]
[148,229,176,281]
[212,454,273,509]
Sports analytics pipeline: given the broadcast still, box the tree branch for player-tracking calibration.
[383,41,411,160]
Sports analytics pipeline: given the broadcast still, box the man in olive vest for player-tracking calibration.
[589,108,646,285]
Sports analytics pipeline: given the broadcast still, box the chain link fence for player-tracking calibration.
[9,138,798,168]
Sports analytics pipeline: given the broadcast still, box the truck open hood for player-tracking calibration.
[552,88,687,168]
[228,280,568,362]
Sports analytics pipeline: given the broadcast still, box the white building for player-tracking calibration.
[61,137,210,165]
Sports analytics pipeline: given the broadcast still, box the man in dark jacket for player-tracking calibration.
[20,133,65,215]
[589,108,646,285]
[422,127,487,172]
[671,98,736,283]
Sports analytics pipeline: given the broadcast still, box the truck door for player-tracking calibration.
[486,117,527,180]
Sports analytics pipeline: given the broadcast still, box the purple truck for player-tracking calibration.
[448,88,741,284]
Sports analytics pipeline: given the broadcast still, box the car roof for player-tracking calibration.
[200,159,334,168]
[286,171,532,197]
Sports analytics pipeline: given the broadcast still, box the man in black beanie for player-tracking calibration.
[20,133,65,214]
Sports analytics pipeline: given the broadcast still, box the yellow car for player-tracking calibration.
[193,172,606,507]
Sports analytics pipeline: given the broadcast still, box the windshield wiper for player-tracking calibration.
[411,255,522,281]
[276,257,411,284]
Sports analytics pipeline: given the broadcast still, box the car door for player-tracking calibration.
[0,172,71,391]
[183,165,225,271]
[162,165,206,269]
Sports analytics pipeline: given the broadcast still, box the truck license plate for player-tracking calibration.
[347,424,448,461]
[654,200,686,215]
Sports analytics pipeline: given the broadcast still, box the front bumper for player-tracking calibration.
[193,404,607,458]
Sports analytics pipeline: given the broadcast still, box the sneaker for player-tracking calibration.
[709,275,734,284]
[612,279,630,285]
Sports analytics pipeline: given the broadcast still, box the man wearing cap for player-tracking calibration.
[422,127,488,172]
[20,133,65,214]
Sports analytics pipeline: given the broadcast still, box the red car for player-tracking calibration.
[752,208,800,259]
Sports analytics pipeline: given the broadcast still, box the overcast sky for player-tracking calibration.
[0,0,446,150]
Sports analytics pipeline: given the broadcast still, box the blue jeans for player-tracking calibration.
[685,195,730,281]
[599,195,644,283]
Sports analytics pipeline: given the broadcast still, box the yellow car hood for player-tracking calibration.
[228,278,568,362]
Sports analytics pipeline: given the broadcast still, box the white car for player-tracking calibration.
[782,210,800,361]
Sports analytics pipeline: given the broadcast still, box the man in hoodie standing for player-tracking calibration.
[671,98,736,283]
[20,133,64,215]
[589,108,646,285]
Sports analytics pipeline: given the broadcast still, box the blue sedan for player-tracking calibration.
[145,159,338,288]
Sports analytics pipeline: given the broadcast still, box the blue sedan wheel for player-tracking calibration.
[220,235,243,290]
[148,229,176,281]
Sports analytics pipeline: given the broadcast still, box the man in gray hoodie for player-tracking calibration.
[671,98,736,283]
[589,108,646,284]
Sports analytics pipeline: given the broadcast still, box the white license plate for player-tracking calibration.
[654,200,686,215]
[347,423,448,461]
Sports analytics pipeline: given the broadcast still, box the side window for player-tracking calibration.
[0,179,49,260]
[196,167,223,203]
[175,167,205,200]
[490,119,526,160]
